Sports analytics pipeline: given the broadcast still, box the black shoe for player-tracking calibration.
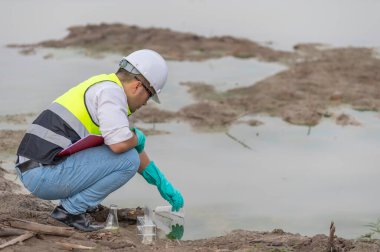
[51,205,104,232]
[86,204,105,214]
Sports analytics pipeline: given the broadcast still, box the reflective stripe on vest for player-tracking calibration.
[17,73,127,165]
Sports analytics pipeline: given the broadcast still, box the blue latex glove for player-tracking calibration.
[141,161,184,211]
[132,127,145,153]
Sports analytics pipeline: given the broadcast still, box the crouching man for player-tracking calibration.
[15,49,184,231]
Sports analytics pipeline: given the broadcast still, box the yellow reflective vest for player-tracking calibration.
[17,73,129,164]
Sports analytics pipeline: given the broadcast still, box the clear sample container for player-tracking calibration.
[136,207,156,244]
[153,205,185,240]
[104,204,119,230]
[154,205,185,219]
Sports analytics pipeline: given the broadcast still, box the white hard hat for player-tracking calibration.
[121,49,168,103]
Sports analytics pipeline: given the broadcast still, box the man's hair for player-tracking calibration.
[116,68,150,86]
[116,68,137,82]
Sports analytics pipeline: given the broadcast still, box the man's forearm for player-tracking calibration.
[138,150,151,173]
[138,157,184,211]
[108,133,138,153]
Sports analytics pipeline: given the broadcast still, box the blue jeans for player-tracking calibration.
[18,145,140,214]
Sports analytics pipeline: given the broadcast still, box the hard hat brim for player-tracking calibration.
[151,94,160,104]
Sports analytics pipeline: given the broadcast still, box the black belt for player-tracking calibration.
[16,160,42,173]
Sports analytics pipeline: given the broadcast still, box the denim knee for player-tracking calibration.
[119,148,140,175]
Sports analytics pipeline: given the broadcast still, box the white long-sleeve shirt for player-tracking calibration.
[85,81,133,145]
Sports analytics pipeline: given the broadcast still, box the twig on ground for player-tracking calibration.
[0,227,26,237]
[8,218,75,237]
[0,231,35,249]
[55,241,95,250]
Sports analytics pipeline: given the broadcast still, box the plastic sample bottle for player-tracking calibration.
[104,204,119,230]
[153,205,185,240]
[137,207,156,244]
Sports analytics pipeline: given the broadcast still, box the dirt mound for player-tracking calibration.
[9,23,293,62]
[178,47,380,128]
[0,167,20,193]
[130,45,380,131]
[0,191,54,223]
[130,105,177,124]
[178,101,241,131]
[9,23,380,130]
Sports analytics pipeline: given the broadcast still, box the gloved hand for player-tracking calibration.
[166,224,184,240]
[132,127,145,153]
[141,161,184,211]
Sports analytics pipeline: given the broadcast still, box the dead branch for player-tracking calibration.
[327,221,336,252]
[0,231,35,249]
[0,227,26,237]
[8,218,75,237]
[225,132,252,150]
[55,241,95,250]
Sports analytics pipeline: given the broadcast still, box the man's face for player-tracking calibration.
[126,77,155,113]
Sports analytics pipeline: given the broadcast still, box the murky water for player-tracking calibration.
[1,0,380,240]
[0,48,285,114]
[102,108,380,239]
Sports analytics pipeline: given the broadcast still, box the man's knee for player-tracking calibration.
[120,148,140,175]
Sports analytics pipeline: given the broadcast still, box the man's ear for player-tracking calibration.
[129,81,140,94]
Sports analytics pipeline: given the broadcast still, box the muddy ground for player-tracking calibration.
[1,168,380,252]
[2,23,380,251]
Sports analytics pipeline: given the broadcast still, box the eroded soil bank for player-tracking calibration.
[10,23,380,130]
[9,23,292,63]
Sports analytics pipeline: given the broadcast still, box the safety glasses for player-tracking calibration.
[135,76,154,98]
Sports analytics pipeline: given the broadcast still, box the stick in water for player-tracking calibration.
[225,132,252,150]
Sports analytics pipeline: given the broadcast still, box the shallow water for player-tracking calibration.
[103,108,380,239]
[1,0,380,241]
[0,48,285,114]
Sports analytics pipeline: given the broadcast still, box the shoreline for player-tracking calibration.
[1,168,379,251]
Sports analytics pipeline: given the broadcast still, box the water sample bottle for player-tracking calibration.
[153,205,185,240]
[104,204,119,230]
[154,205,185,220]
[137,207,156,244]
